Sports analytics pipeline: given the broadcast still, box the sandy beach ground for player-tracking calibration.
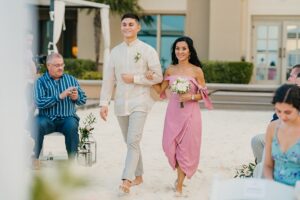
[38,101,273,200]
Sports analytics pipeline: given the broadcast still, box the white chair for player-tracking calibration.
[210,177,295,200]
[40,132,68,160]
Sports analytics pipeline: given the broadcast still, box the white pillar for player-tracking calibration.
[0,0,30,200]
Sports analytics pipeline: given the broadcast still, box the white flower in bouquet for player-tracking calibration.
[85,125,93,132]
[170,77,190,108]
[170,77,190,94]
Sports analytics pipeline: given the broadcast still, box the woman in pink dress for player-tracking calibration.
[146,36,212,195]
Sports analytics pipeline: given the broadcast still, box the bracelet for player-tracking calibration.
[191,94,195,100]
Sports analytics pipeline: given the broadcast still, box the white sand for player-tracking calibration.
[40,101,274,199]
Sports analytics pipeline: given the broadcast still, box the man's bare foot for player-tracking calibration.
[174,180,183,195]
[131,176,143,186]
[32,158,40,170]
[119,179,131,194]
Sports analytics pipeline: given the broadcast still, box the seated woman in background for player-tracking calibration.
[264,84,300,186]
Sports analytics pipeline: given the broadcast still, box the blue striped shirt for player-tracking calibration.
[34,72,87,120]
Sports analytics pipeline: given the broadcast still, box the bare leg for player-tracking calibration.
[175,162,186,194]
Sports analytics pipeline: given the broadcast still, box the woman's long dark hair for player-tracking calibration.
[272,84,300,111]
[171,36,202,68]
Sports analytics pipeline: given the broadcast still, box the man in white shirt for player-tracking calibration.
[99,13,163,194]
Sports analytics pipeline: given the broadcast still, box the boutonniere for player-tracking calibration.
[134,52,141,63]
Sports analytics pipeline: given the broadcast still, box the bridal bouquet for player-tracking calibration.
[170,77,190,108]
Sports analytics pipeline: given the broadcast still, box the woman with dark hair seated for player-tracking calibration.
[264,84,300,186]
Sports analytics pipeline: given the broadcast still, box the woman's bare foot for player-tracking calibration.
[175,181,183,192]
[131,176,143,186]
[119,179,131,194]
[175,181,183,196]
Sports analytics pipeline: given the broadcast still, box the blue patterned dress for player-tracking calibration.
[272,125,300,186]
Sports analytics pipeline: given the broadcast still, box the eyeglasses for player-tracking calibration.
[50,63,65,68]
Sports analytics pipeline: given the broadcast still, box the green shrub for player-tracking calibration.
[64,58,97,79]
[82,71,102,80]
[202,61,253,84]
[39,58,101,80]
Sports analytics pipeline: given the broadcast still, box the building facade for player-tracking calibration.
[36,0,300,85]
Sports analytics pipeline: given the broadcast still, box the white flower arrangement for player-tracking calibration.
[170,77,190,108]
[234,162,257,178]
[170,77,190,94]
[134,52,141,63]
[78,113,96,149]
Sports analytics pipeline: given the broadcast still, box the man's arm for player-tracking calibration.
[72,79,87,105]
[34,79,61,109]
[99,55,115,121]
[133,63,163,85]
[99,58,115,107]
[129,48,163,85]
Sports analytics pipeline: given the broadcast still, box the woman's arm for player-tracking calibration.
[178,67,205,102]
[263,122,276,180]
[146,67,171,95]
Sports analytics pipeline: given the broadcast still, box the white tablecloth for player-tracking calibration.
[210,178,296,200]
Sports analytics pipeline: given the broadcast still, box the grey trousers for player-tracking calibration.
[117,112,147,181]
[251,133,265,163]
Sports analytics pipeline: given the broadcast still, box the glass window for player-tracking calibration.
[256,40,267,52]
[257,26,267,39]
[161,16,184,69]
[268,26,279,39]
[268,40,278,51]
[139,15,157,49]
[138,15,185,70]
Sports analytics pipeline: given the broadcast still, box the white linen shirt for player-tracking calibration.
[100,39,163,116]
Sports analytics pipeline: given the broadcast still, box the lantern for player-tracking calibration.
[77,135,97,166]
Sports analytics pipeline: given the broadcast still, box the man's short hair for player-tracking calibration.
[121,13,140,23]
[46,52,63,64]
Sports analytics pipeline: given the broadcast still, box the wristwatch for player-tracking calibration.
[191,94,195,100]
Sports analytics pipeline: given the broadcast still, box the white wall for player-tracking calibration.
[77,9,95,61]
[249,0,300,15]
[209,0,243,61]
[139,0,186,13]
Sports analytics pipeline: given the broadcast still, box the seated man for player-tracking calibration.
[32,52,86,166]
[251,64,300,163]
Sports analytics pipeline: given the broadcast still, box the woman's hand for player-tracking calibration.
[145,70,155,80]
[179,93,192,102]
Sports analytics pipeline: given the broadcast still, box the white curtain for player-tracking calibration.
[50,0,65,54]
[100,7,110,72]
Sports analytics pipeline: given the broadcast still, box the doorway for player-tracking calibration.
[252,19,300,84]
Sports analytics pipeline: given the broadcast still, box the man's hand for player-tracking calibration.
[70,88,78,101]
[100,106,108,121]
[59,87,77,100]
[121,73,134,83]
